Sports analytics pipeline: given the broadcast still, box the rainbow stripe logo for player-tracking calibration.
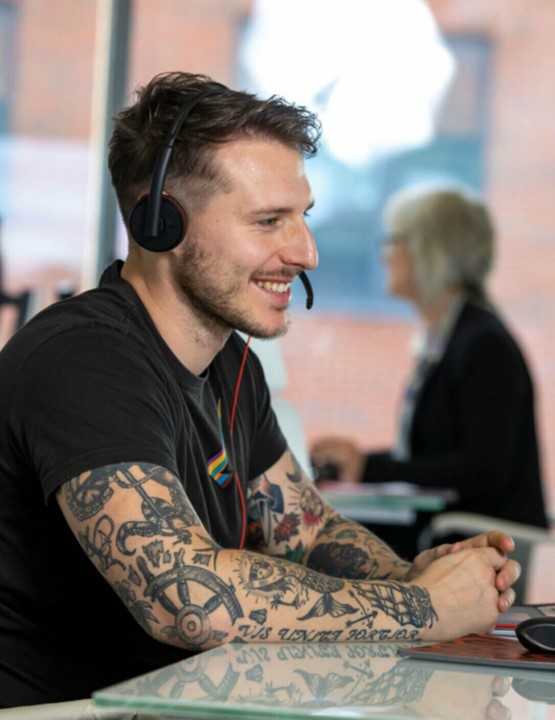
[207,399,234,488]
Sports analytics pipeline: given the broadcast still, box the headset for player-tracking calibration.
[128,89,315,549]
[129,88,224,253]
[128,89,314,309]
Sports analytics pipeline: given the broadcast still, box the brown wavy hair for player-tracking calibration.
[108,72,321,230]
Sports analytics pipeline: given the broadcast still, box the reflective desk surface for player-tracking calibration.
[89,639,555,720]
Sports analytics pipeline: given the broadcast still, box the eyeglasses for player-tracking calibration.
[381,233,408,248]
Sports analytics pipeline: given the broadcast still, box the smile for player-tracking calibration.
[255,280,291,294]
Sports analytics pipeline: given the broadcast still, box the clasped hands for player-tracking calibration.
[406,530,520,613]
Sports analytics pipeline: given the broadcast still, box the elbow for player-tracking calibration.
[144,607,230,652]
[134,583,239,652]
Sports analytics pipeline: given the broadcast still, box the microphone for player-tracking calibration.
[299,271,314,310]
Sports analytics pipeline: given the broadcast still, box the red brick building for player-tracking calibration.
[2,0,555,514]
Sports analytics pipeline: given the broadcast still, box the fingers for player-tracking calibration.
[409,543,453,576]
[446,531,515,556]
[441,545,520,612]
[470,545,510,572]
[495,558,521,593]
[486,531,515,554]
[444,533,520,605]
[431,542,454,559]
[497,587,516,613]
[486,697,511,720]
[310,436,355,457]
[492,676,511,698]
[418,548,508,641]
[419,544,510,579]
[310,437,364,484]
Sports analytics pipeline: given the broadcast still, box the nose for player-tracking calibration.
[282,219,318,271]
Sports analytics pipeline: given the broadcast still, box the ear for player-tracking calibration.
[129,192,186,252]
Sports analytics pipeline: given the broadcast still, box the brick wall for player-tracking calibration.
[3,0,555,512]
[282,0,555,512]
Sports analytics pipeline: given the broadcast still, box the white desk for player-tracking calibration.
[92,639,555,719]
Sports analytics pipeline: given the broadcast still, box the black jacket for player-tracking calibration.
[363,302,548,528]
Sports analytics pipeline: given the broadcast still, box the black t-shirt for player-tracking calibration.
[0,261,286,706]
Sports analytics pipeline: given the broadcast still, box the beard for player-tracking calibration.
[174,240,290,340]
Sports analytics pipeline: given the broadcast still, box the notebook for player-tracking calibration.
[399,633,555,671]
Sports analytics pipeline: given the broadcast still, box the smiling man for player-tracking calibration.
[0,72,520,708]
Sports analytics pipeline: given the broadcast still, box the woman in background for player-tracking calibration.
[311,185,548,531]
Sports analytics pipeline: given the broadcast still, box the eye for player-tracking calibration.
[258,217,279,228]
[303,211,311,219]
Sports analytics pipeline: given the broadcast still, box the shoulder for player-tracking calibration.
[3,268,153,361]
[0,281,167,405]
[453,302,518,351]
[448,302,530,378]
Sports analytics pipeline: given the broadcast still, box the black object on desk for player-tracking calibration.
[516,617,555,654]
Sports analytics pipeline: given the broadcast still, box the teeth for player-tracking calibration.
[256,281,290,293]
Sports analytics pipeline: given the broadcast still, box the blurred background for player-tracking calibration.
[1,0,554,516]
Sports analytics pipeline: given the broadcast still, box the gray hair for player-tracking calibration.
[383,184,495,307]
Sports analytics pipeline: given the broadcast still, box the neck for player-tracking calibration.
[121,254,229,375]
[417,288,462,332]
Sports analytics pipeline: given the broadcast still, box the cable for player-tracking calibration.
[229,336,251,549]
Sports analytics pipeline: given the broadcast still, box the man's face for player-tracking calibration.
[174,138,317,339]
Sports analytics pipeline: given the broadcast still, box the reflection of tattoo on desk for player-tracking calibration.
[96,640,516,719]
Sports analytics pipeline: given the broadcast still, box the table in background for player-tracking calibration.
[319,480,458,559]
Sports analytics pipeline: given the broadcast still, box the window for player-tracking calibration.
[239,15,492,315]
[0,2,17,134]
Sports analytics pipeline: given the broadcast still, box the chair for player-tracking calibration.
[421,511,555,603]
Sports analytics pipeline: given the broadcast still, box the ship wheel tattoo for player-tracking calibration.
[137,548,243,649]
[115,466,196,555]
[137,652,240,702]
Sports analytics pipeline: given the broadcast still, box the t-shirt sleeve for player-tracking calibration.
[8,326,181,503]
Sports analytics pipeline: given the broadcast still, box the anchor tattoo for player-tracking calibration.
[78,514,125,573]
[115,466,195,556]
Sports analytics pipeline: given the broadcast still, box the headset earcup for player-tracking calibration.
[129,194,187,252]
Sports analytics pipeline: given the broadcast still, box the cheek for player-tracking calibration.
[386,254,414,296]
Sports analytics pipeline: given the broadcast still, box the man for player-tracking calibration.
[0,72,519,707]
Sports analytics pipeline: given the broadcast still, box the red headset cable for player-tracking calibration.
[229,336,251,549]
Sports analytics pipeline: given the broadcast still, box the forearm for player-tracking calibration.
[168,543,432,646]
[58,463,506,652]
[300,512,412,582]
[155,543,516,649]
[248,455,411,582]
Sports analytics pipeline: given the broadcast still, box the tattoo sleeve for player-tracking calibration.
[57,459,437,653]
[247,450,412,581]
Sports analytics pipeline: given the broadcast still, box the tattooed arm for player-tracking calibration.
[247,449,412,580]
[57,459,515,652]
[250,450,520,611]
